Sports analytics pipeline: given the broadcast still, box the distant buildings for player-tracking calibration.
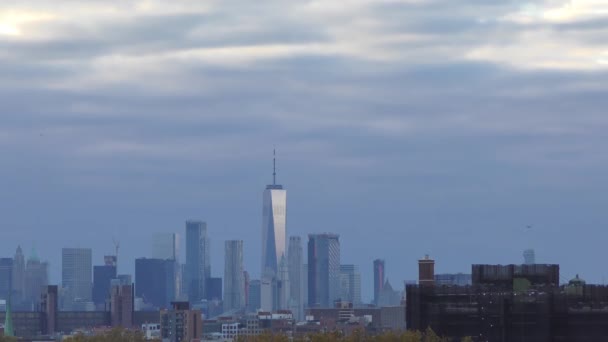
[434,273,472,286]
[61,248,93,310]
[160,302,203,342]
[23,254,48,309]
[288,236,304,320]
[205,277,222,301]
[135,258,176,309]
[11,247,25,306]
[185,221,210,303]
[92,256,117,308]
[247,280,261,312]
[524,248,536,265]
[110,283,134,327]
[373,259,385,306]
[376,279,401,307]
[340,265,361,306]
[0,258,13,301]
[308,233,340,308]
[418,255,435,287]
[261,151,287,312]
[224,240,245,312]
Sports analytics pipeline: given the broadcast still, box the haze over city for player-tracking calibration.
[3,0,608,305]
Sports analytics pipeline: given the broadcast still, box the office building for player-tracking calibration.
[135,258,176,309]
[288,236,304,320]
[160,302,203,342]
[340,265,361,305]
[261,151,287,311]
[308,233,340,308]
[61,248,93,308]
[434,273,472,286]
[524,249,536,265]
[418,255,435,287]
[185,221,210,302]
[40,285,58,335]
[224,240,244,312]
[0,258,13,301]
[373,259,385,306]
[277,255,290,310]
[152,233,179,260]
[206,277,222,301]
[92,256,117,307]
[11,246,25,306]
[23,256,48,309]
[248,280,261,312]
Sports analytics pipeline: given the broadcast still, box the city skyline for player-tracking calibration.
[2,0,608,303]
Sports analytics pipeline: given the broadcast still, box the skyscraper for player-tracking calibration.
[135,258,176,309]
[339,264,361,305]
[373,259,385,306]
[61,248,93,308]
[308,234,340,308]
[261,150,287,311]
[224,240,244,312]
[24,254,48,310]
[288,236,303,320]
[152,233,181,299]
[93,256,117,307]
[0,258,13,301]
[524,249,536,265]
[185,221,210,303]
[247,280,261,312]
[11,246,25,306]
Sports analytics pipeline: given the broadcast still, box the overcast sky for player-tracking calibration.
[2,0,608,301]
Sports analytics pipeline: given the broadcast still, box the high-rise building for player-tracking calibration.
[247,280,261,312]
[524,249,536,265]
[373,259,385,305]
[110,284,134,328]
[339,265,361,305]
[185,221,210,303]
[288,236,303,320]
[152,233,181,300]
[24,255,48,310]
[308,234,340,308]
[93,256,117,307]
[206,277,222,301]
[224,240,244,312]
[261,151,287,311]
[418,255,435,287]
[0,258,13,301]
[135,258,176,309]
[41,285,58,335]
[11,246,25,306]
[277,255,290,310]
[61,248,93,309]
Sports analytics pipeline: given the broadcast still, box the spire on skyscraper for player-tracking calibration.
[273,148,276,185]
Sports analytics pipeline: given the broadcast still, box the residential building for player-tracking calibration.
[160,302,203,342]
[185,221,210,303]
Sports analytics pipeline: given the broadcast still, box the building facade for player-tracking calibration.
[11,247,25,307]
[339,265,361,305]
[308,234,340,308]
[288,236,304,320]
[224,240,245,312]
[61,248,93,309]
[92,258,117,307]
[135,258,176,309]
[373,259,385,306]
[160,302,203,342]
[0,258,13,301]
[185,221,210,303]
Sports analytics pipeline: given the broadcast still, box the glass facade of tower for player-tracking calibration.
[373,259,385,306]
[308,234,340,308]
[261,185,287,278]
[340,264,361,305]
[61,248,92,307]
[135,258,176,309]
[185,221,210,303]
[224,240,244,312]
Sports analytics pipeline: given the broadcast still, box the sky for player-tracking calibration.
[1,0,608,302]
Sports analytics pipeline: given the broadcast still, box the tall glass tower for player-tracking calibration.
[186,221,210,303]
[261,150,287,310]
[308,233,340,308]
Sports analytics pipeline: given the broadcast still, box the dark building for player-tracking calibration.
[0,258,13,300]
[40,285,58,335]
[248,280,261,312]
[418,255,435,287]
[406,264,608,341]
[206,277,222,301]
[110,284,134,327]
[373,259,385,306]
[308,234,340,308]
[92,264,117,307]
[135,258,176,309]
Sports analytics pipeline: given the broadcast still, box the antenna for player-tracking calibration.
[273,148,276,185]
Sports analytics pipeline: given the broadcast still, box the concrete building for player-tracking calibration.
[373,259,385,306]
[224,240,244,312]
[308,234,340,308]
[261,150,287,312]
[160,302,203,342]
[185,221,210,303]
[11,246,25,307]
[339,265,361,306]
[61,248,93,309]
